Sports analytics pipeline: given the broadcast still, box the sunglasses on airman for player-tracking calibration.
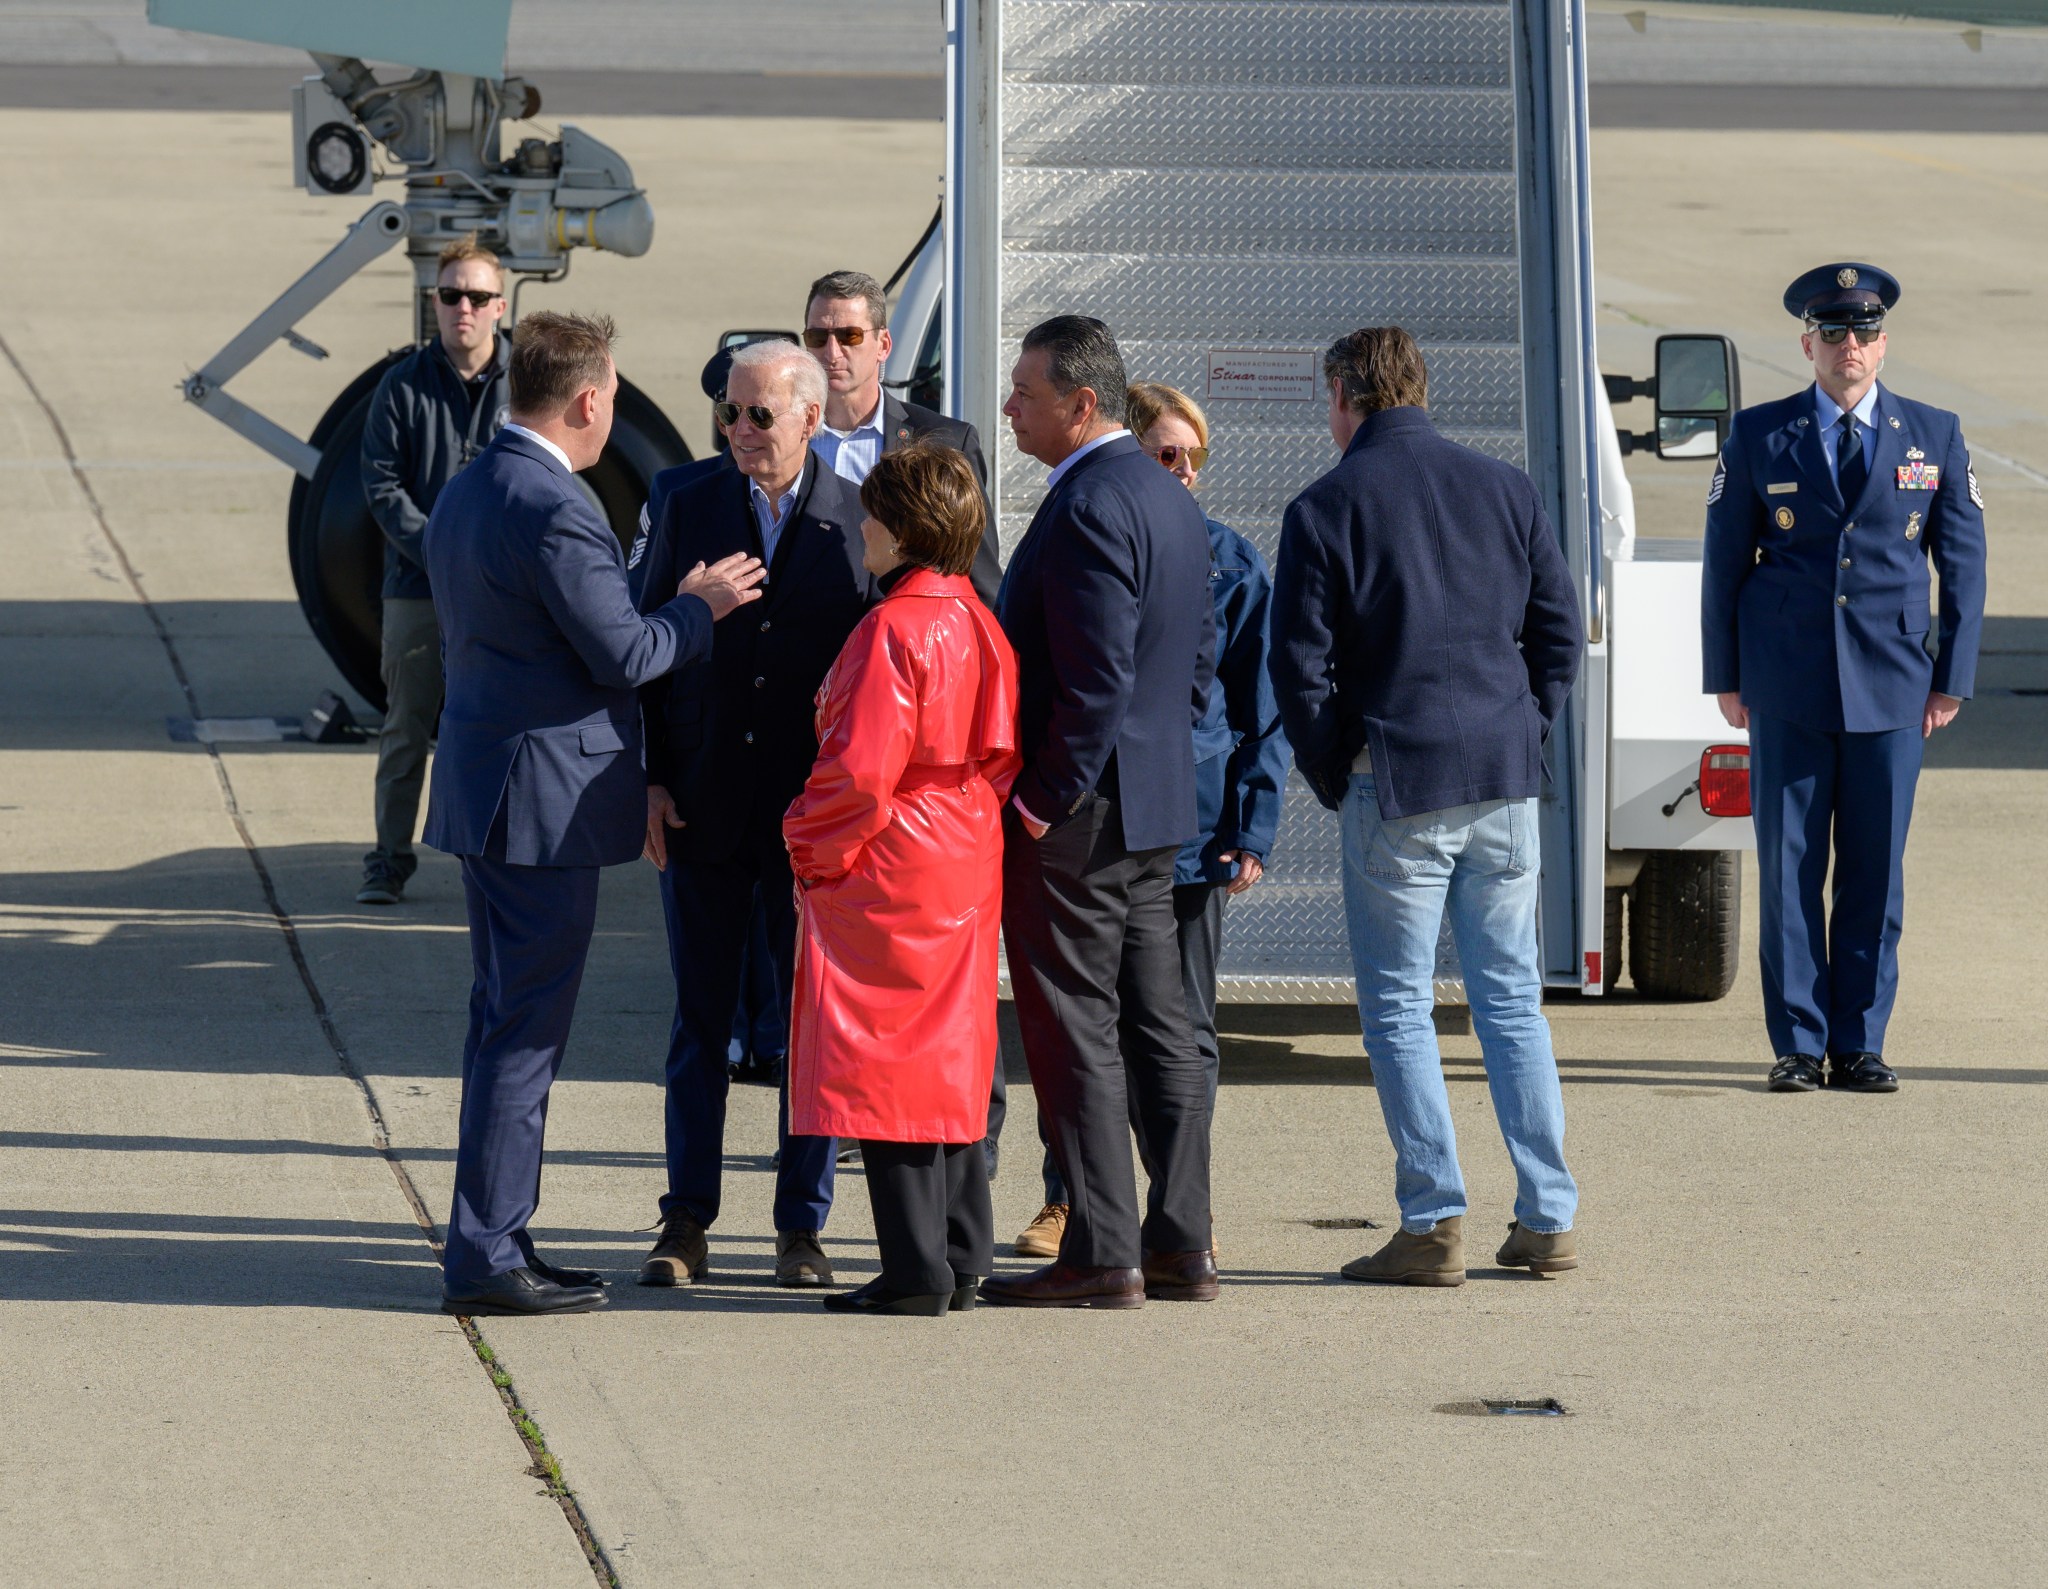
[436,287,501,309]
[1813,324,1882,346]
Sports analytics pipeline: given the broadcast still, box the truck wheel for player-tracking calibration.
[1628,850,1741,1000]
[287,361,689,712]
[1603,885,1624,993]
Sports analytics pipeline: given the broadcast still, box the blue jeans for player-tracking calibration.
[1340,775,1576,1235]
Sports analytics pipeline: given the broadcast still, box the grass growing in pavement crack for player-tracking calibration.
[457,1320,619,1587]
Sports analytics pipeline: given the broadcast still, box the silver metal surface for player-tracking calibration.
[990,0,1527,999]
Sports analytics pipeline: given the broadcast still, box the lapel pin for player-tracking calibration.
[1797,417,1809,428]
[1906,446,1925,460]
[1889,416,1901,429]
[1774,506,1795,530]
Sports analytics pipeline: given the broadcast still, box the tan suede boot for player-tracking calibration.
[1495,1221,1578,1275]
[1340,1216,1465,1286]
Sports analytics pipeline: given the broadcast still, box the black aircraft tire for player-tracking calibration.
[1628,849,1742,1001]
[287,360,690,713]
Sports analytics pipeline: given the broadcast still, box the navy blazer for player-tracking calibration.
[422,429,713,867]
[638,457,876,860]
[1701,382,1986,733]
[1270,407,1584,820]
[997,433,1216,853]
[1181,516,1289,886]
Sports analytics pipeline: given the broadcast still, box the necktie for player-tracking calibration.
[1835,414,1867,505]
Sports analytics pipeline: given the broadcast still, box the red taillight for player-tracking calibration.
[1700,744,1751,818]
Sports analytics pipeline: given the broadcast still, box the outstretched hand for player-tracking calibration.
[680,552,766,620]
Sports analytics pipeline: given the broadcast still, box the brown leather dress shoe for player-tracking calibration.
[1142,1248,1219,1302]
[979,1261,1144,1309]
[775,1230,833,1287]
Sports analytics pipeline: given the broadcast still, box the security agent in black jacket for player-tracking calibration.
[354,254,512,907]
[634,343,877,1283]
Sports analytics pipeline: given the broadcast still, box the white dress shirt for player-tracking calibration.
[501,422,573,475]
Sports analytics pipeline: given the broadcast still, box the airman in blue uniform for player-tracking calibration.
[1702,263,1987,1093]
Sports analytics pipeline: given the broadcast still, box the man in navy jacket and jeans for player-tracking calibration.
[1270,326,1584,1288]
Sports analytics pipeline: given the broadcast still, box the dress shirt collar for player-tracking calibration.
[1813,381,1879,434]
[1045,427,1130,492]
[501,422,572,475]
[819,394,887,446]
[748,467,803,530]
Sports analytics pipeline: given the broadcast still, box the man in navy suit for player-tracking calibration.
[634,339,876,1289]
[424,311,764,1316]
[1271,326,1584,1287]
[1703,263,1986,1095]
[980,316,1218,1311]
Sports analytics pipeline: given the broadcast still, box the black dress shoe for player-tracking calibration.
[950,1275,980,1312]
[1767,1054,1824,1092]
[527,1254,605,1289]
[1828,1052,1899,1092]
[442,1266,607,1317]
[821,1278,951,1317]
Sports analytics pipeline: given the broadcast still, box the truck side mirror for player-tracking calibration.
[1653,334,1740,459]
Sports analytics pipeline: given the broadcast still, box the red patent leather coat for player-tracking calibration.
[784,567,1021,1142]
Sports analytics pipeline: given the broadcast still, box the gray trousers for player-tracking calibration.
[372,597,442,861]
[1040,880,1224,1205]
[1001,795,1212,1268]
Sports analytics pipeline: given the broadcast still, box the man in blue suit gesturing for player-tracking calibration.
[1703,265,1986,1096]
[424,311,764,1315]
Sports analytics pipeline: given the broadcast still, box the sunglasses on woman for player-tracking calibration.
[1153,444,1210,471]
[436,287,501,309]
[713,401,790,429]
[1813,324,1882,346]
[802,326,870,348]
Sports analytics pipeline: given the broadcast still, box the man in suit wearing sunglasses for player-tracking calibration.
[1702,263,1987,1095]
[635,338,876,1290]
[803,269,1003,606]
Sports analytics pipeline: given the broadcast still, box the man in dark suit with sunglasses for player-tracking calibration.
[635,338,876,1291]
[1702,263,1986,1095]
[802,269,1003,605]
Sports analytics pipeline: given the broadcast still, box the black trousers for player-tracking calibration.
[1001,796,1212,1269]
[861,1140,994,1294]
[1041,879,1224,1205]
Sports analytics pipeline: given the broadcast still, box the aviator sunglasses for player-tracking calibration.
[713,401,793,429]
[1153,443,1210,471]
[1812,323,1882,346]
[436,286,501,309]
[802,326,871,349]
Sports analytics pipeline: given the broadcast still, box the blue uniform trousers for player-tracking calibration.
[657,844,835,1233]
[445,856,601,1286]
[1749,711,1923,1060]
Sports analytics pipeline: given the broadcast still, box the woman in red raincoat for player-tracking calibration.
[783,444,1020,1317]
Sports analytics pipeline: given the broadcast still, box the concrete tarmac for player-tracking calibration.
[3,106,2046,1585]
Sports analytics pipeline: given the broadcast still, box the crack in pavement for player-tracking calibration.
[0,330,620,1588]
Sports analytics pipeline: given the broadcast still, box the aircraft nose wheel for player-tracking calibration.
[287,356,689,712]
